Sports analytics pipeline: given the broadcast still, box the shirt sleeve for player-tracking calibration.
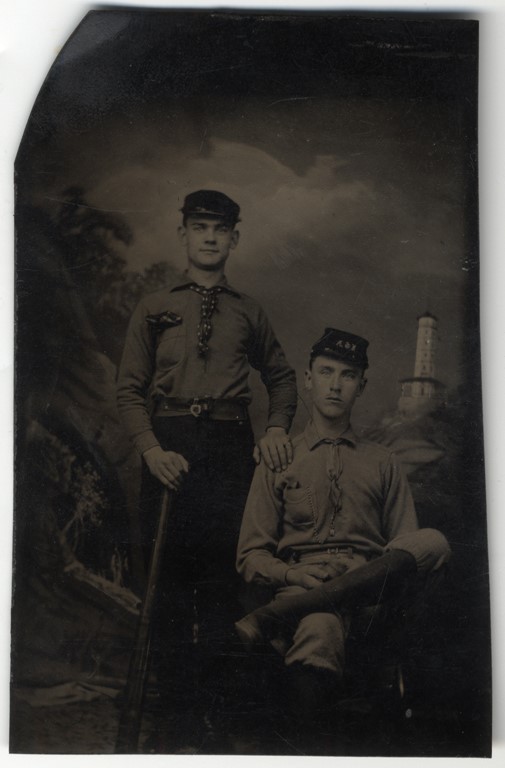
[382,453,419,539]
[236,463,291,588]
[247,304,297,432]
[116,298,160,455]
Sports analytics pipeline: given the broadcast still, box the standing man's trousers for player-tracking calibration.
[140,415,255,718]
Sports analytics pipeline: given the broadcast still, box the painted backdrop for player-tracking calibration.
[12,10,489,756]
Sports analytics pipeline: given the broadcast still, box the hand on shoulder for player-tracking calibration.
[254,427,293,472]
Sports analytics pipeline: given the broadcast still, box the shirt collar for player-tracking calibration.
[169,271,242,298]
[303,420,358,451]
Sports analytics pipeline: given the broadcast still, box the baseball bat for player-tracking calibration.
[115,488,173,753]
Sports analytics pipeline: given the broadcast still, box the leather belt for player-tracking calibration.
[154,397,248,421]
[288,546,356,563]
[324,547,355,555]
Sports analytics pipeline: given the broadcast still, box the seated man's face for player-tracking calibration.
[305,356,366,421]
[179,216,239,271]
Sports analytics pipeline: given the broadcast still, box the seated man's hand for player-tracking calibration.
[285,564,332,590]
[143,446,189,491]
[254,426,293,472]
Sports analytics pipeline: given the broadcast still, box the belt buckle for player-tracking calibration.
[190,398,212,417]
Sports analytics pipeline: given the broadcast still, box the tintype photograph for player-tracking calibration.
[11,7,491,757]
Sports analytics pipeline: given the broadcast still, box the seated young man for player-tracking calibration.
[235,328,451,727]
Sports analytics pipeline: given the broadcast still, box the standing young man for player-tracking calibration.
[117,190,297,751]
[236,328,451,738]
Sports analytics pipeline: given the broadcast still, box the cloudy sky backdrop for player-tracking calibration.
[17,10,478,432]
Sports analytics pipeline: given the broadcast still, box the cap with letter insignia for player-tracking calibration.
[310,328,369,369]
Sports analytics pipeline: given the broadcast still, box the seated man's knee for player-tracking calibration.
[286,612,346,676]
[298,611,345,641]
[388,527,451,574]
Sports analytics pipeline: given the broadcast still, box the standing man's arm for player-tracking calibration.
[117,299,188,490]
[248,306,298,472]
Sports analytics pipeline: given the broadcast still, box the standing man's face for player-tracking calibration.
[305,356,366,421]
[178,216,239,271]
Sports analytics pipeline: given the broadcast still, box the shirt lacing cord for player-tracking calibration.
[312,438,345,543]
[189,284,225,357]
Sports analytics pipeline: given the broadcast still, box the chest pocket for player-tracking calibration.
[283,486,315,528]
[155,324,186,370]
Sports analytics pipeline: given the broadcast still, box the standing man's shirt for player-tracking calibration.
[237,420,418,588]
[117,273,297,455]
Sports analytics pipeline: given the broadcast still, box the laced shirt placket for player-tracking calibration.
[312,438,345,544]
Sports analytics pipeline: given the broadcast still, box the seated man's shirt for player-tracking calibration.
[237,420,418,588]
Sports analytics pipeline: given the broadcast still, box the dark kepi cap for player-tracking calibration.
[180,190,241,225]
[310,328,369,369]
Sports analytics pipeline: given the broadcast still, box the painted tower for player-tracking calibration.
[398,312,446,416]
